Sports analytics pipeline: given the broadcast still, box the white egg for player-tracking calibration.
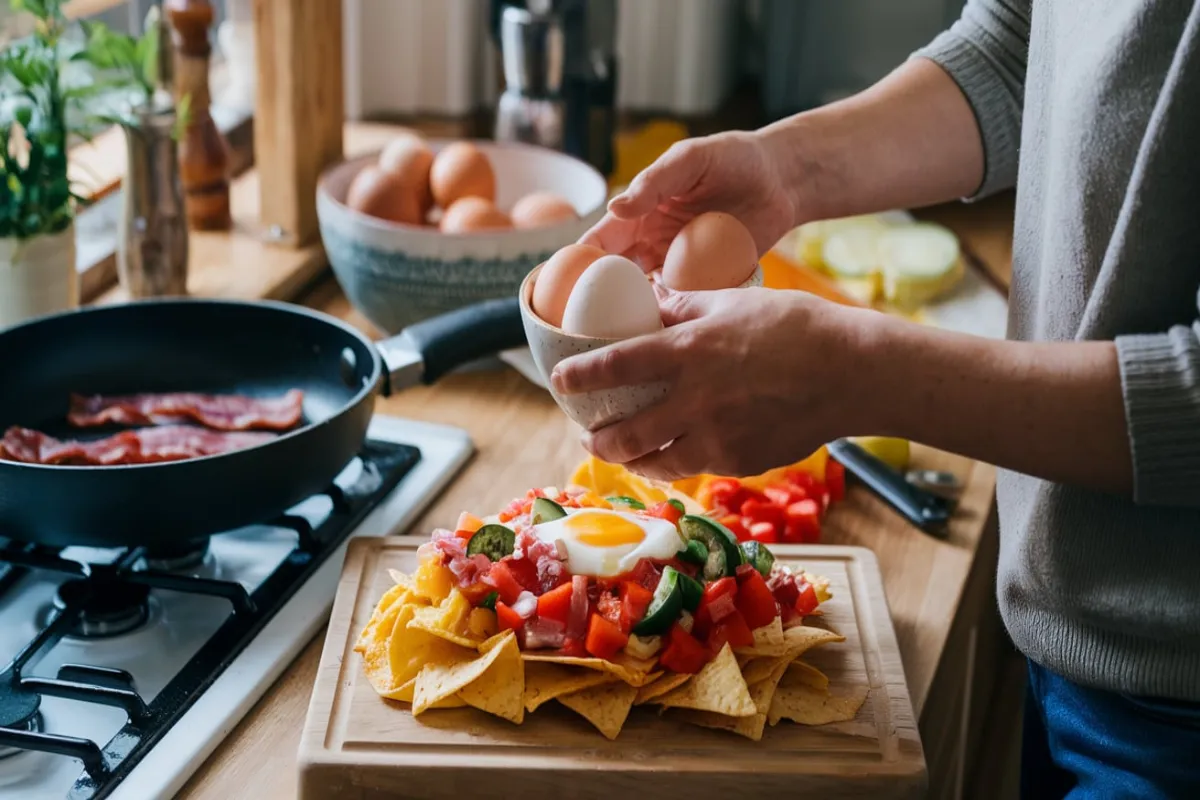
[560,255,663,338]
[531,507,683,578]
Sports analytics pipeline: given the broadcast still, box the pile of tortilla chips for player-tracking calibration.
[356,566,867,741]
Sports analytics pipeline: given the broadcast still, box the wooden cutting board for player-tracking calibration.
[298,538,926,799]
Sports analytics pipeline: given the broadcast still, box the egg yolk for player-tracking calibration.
[564,512,646,547]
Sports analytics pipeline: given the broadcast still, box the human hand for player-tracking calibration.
[581,131,800,272]
[549,287,879,482]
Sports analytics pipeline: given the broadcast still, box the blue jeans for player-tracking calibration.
[1021,659,1200,799]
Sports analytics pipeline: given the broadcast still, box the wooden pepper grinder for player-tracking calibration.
[165,0,232,230]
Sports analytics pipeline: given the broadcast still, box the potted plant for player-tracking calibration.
[0,0,184,328]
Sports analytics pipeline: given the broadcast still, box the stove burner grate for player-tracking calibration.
[142,539,210,573]
[0,439,421,799]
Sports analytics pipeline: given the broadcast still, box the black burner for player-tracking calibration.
[54,578,151,638]
[142,539,210,572]
[0,680,41,739]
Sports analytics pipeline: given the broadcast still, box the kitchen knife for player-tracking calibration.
[828,438,952,536]
[375,297,527,393]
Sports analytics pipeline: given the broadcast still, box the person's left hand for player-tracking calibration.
[549,287,878,482]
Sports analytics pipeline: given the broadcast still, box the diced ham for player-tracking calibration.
[567,575,589,639]
[524,616,566,650]
[67,390,304,432]
[0,425,276,466]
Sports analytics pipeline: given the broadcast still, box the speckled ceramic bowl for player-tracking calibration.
[317,140,608,334]
[518,262,764,431]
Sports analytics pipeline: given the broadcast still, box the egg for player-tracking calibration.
[561,255,663,338]
[429,141,496,208]
[378,134,434,219]
[439,196,513,233]
[345,164,424,225]
[531,508,683,577]
[511,191,580,229]
[532,243,606,328]
[662,211,759,291]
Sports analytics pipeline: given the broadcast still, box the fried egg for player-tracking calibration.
[531,508,683,578]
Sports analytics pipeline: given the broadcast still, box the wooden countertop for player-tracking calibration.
[178,282,1006,798]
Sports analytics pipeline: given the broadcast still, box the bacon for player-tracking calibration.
[0,425,276,466]
[67,390,304,432]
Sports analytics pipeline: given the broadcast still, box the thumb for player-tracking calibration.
[608,139,707,219]
[658,290,712,326]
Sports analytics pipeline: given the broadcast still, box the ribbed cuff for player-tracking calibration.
[1116,327,1200,506]
[911,31,1023,200]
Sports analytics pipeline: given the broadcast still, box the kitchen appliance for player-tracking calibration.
[0,296,523,547]
[0,415,474,800]
[299,538,925,798]
[492,0,616,177]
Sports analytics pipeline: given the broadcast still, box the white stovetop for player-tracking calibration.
[0,415,473,800]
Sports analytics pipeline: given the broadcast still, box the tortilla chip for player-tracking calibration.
[521,654,658,687]
[734,618,787,658]
[782,660,829,692]
[457,632,525,724]
[634,672,692,705]
[413,631,524,722]
[742,626,844,684]
[387,568,413,588]
[389,605,473,688]
[557,680,640,740]
[524,662,618,712]
[362,601,413,693]
[411,559,455,604]
[409,589,473,634]
[407,616,480,649]
[652,644,756,718]
[355,583,412,653]
[382,678,467,708]
[673,658,789,741]
[768,683,869,726]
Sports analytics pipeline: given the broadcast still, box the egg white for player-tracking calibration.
[531,507,682,578]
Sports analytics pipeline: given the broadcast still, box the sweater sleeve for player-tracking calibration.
[1116,296,1200,507]
[910,0,1032,200]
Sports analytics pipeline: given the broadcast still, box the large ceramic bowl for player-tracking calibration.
[518,262,764,431]
[317,140,608,334]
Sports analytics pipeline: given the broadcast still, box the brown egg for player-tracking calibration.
[378,134,434,218]
[510,192,579,229]
[439,197,512,234]
[345,164,424,225]
[661,211,759,291]
[429,142,496,208]
[532,243,607,328]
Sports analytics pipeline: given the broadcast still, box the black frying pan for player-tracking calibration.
[0,297,525,549]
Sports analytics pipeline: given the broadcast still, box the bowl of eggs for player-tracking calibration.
[316,132,608,333]
[519,211,764,431]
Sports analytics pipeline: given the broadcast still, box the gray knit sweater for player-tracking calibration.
[915,2,1200,701]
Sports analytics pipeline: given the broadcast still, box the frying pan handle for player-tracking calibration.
[827,438,952,536]
[377,297,526,392]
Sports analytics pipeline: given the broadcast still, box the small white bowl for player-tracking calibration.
[317,140,608,334]
[518,262,763,431]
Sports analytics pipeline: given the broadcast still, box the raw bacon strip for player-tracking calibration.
[67,390,304,432]
[0,425,276,466]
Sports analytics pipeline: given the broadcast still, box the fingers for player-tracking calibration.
[657,291,712,326]
[623,435,708,483]
[608,140,707,219]
[582,399,688,464]
[578,214,634,255]
[550,330,681,395]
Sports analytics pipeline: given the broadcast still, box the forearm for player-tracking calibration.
[855,314,1133,496]
[756,58,986,225]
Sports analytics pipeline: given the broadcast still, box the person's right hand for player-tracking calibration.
[580,130,800,272]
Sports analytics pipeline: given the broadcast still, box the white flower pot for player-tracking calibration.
[0,223,79,331]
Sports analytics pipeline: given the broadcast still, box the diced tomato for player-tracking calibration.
[559,637,587,658]
[784,499,821,543]
[703,478,747,515]
[740,497,783,526]
[719,515,750,542]
[646,500,683,526]
[696,576,738,630]
[619,581,654,633]
[585,613,628,660]
[795,581,820,616]
[536,582,574,624]
[626,558,663,592]
[503,557,539,593]
[772,576,800,609]
[825,459,846,503]
[748,521,779,544]
[735,568,779,629]
[495,601,523,633]
[486,562,526,605]
[596,591,622,626]
[708,608,754,651]
[659,623,710,674]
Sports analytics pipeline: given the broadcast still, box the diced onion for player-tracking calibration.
[512,591,538,619]
[524,616,566,649]
[625,634,662,660]
[567,575,589,638]
[678,610,694,633]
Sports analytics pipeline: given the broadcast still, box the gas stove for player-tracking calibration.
[0,416,473,800]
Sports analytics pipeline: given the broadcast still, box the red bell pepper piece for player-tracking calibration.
[708,608,755,651]
[646,500,684,526]
[495,600,523,633]
[735,568,779,629]
[719,515,750,542]
[659,623,711,674]
[825,459,846,503]
[748,521,779,544]
[584,612,628,660]
[619,581,654,634]
[784,499,821,544]
[741,498,785,528]
[536,582,574,624]
[795,581,820,616]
